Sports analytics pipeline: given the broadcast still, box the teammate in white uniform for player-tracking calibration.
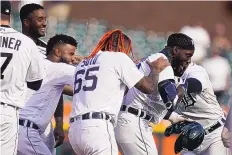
[168,33,230,155]
[68,29,170,155]
[0,1,45,155]
[17,34,77,155]
[20,3,66,152]
[115,34,190,155]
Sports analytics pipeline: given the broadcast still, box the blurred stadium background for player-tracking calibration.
[10,1,232,155]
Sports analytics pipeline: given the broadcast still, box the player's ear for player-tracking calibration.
[54,48,61,57]
[23,19,30,27]
[173,46,179,55]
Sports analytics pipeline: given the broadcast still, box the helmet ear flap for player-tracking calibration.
[175,134,184,154]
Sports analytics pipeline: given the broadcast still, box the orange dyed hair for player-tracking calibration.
[88,29,133,58]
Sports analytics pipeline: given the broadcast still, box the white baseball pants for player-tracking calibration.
[0,103,19,155]
[41,121,56,155]
[17,125,52,155]
[68,119,118,155]
[115,111,158,155]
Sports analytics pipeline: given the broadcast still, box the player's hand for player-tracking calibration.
[133,59,141,64]
[168,112,193,124]
[176,85,186,104]
[221,127,232,148]
[147,57,170,73]
[70,55,84,65]
[54,126,65,148]
[164,120,193,136]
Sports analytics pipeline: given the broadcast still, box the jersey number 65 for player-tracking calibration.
[74,66,99,94]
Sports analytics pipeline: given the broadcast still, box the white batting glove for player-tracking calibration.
[168,112,193,124]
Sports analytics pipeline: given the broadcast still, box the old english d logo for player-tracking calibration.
[181,93,196,109]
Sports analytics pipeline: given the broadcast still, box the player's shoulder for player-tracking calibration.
[58,62,75,69]
[147,53,168,62]
[185,62,208,75]
[137,53,168,68]
[100,51,130,64]
[12,30,35,44]
[44,59,75,73]
[46,59,74,69]
[102,51,127,58]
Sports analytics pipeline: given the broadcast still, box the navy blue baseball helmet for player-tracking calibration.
[165,121,205,154]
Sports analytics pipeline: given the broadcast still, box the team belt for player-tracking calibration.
[0,102,18,109]
[19,119,39,130]
[204,118,226,135]
[120,105,153,122]
[70,112,113,123]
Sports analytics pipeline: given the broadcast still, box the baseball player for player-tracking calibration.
[115,34,191,155]
[17,34,77,155]
[0,1,45,155]
[68,29,170,155]
[168,33,231,155]
[19,3,66,152]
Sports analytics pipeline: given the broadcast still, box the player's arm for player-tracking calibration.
[137,53,180,112]
[26,41,45,90]
[70,55,84,65]
[162,77,203,120]
[139,57,174,94]
[54,97,64,120]
[63,85,73,96]
[116,53,169,94]
[134,72,159,94]
[53,64,76,148]
[54,96,64,148]
[54,64,76,85]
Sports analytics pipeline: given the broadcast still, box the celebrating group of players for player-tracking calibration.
[1,1,232,155]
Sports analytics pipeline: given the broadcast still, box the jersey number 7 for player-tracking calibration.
[1,52,13,79]
[74,66,99,94]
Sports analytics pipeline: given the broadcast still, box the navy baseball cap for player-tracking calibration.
[1,0,11,15]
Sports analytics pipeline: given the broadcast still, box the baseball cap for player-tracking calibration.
[1,0,11,15]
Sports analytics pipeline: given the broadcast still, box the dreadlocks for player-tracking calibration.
[88,29,133,58]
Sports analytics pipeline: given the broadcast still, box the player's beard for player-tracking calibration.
[60,57,66,63]
[172,58,191,77]
[60,57,70,64]
[29,27,45,38]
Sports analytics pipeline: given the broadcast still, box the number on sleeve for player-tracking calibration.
[1,52,13,79]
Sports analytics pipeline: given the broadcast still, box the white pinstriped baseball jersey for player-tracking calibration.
[24,39,47,103]
[70,51,144,123]
[0,26,45,108]
[176,62,224,128]
[122,53,174,123]
[19,59,75,131]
